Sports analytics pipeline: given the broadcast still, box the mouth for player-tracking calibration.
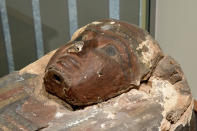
[45,68,63,84]
[44,67,71,95]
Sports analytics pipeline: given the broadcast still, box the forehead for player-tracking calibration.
[73,19,147,48]
[84,19,145,36]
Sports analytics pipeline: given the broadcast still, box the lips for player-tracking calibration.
[44,67,78,106]
[44,53,84,97]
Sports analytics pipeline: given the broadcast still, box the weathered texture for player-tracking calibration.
[0,19,195,131]
[146,55,194,131]
[44,19,163,108]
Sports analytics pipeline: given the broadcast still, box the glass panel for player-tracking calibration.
[120,0,139,26]
[0,16,9,77]
[40,0,70,53]
[77,0,109,28]
[0,0,150,77]
[6,0,37,70]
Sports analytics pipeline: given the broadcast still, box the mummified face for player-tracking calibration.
[44,19,144,107]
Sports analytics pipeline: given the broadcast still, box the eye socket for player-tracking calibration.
[101,45,118,56]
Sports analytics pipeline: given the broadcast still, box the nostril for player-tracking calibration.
[53,74,61,83]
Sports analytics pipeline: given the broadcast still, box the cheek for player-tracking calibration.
[71,51,123,86]
[86,52,125,83]
[69,55,129,105]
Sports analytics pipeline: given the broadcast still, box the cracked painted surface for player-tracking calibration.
[43,19,163,108]
[0,19,195,131]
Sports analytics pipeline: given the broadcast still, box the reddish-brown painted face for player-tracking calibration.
[44,19,144,107]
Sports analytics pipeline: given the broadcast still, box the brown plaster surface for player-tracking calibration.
[0,19,195,131]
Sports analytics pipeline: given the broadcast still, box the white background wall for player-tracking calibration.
[155,0,197,98]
